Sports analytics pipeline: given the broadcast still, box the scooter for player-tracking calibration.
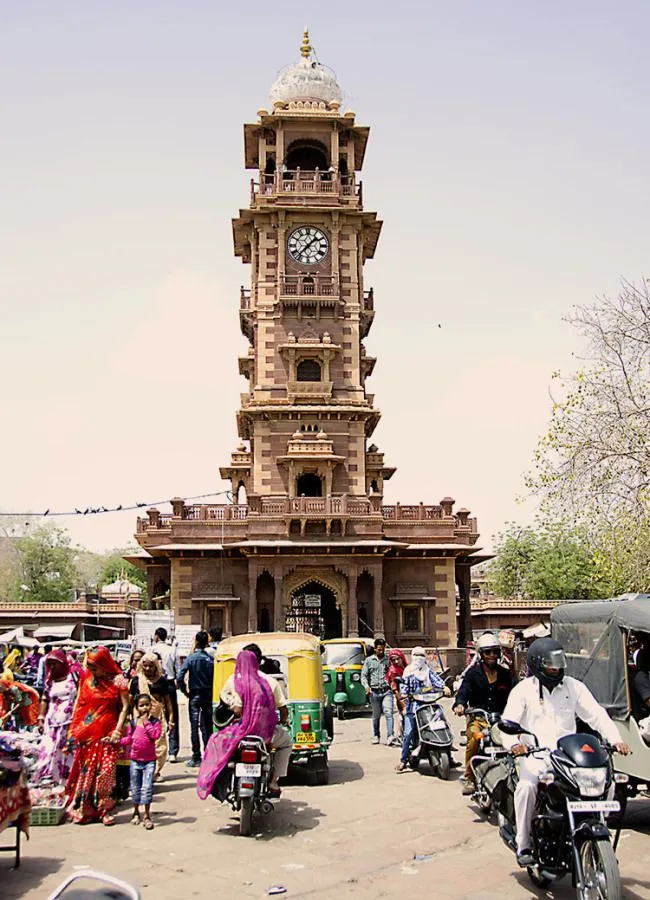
[466,707,507,815]
[494,720,627,898]
[211,734,275,836]
[409,692,455,780]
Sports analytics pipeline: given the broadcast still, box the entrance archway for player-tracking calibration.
[286,580,342,639]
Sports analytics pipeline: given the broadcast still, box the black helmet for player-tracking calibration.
[527,637,567,691]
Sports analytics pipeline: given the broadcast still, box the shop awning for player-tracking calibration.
[32,624,76,639]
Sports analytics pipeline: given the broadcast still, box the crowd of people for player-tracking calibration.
[0,626,225,830]
[2,621,649,869]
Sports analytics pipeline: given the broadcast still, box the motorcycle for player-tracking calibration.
[211,733,275,836]
[494,720,627,899]
[408,692,455,780]
[466,708,507,815]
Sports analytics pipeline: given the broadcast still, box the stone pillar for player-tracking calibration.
[457,564,472,648]
[273,567,284,631]
[372,566,384,636]
[247,560,258,632]
[347,564,358,637]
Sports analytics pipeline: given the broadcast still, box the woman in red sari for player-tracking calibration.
[65,646,129,825]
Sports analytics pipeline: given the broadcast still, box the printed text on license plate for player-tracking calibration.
[296,732,316,743]
[235,763,261,777]
[567,800,620,813]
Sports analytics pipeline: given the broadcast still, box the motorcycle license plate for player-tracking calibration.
[429,720,448,730]
[296,732,316,743]
[567,800,620,813]
[235,763,261,778]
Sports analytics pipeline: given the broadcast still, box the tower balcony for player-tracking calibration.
[250,171,362,208]
[280,275,338,297]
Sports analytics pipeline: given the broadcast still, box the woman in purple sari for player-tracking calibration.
[197,650,276,800]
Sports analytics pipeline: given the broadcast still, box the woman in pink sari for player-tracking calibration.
[197,650,276,800]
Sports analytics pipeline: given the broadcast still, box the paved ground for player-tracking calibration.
[3,703,650,899]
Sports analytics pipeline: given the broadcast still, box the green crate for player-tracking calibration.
[29,805,65,826]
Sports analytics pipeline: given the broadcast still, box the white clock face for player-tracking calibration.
[287,226,329,265]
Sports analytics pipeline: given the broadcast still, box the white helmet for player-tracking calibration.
[476,632,501,656]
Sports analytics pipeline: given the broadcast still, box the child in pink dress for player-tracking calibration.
[121,694,161,830]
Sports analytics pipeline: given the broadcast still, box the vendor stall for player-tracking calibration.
[0,733,32,868]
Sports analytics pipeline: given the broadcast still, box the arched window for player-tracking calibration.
[296,359,321,382]
[286,140,328,172]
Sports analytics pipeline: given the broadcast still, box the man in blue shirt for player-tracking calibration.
[177,631,214,767]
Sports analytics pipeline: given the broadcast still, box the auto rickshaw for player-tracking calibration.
[212,632,331,785]
[551,593,650,812]
[321,638,372,719]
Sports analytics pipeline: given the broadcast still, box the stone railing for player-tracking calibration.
[286,380,333,402]
[251,171,362,206]
[0,600,133,613]
[138,497,478,531]
[280,275,338,297]
[471,597,562,610]
[382,504,444,521]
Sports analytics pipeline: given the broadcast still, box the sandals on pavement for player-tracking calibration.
[102,814,116,826]
[130,813,141,826]
[143,817,154,830]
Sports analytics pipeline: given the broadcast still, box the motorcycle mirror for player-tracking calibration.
[498,720,528,736]
[46,871,140,900]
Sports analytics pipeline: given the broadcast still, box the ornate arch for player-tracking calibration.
[282,566,350,637]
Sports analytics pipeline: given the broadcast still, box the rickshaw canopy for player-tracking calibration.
[551,594,650,719]
[213,632,325,702]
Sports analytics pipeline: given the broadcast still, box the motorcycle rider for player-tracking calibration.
[453,631,514,795]
[500,637,630,868]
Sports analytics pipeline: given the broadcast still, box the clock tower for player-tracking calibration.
[135,32,485,649]
[225,29,390,508]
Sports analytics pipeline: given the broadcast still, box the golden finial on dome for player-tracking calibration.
[300,28,312,59]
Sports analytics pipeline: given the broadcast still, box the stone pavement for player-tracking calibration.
[3,705,650,899]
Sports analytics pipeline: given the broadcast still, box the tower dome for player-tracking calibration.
[270,30,342,108]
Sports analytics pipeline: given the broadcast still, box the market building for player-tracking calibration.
[132,32,486,648]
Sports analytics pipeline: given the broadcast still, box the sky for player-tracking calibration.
[2,1,649,554]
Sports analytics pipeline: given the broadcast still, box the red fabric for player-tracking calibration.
[44,650,70,686]
[0,772,31,836]
[386,650,407,686]
[65,740,119,823]
[69,669,128,744]
[87,646,121,677]
[0,679,40,726]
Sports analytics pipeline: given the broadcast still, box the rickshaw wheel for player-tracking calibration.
[336,703,346,720]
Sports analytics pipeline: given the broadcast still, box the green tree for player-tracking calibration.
[12,525,78,603]
[490,522,603,600]
[527,279,650,526]
[489,524,538,600]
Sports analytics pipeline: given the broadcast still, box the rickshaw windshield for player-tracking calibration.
[322,644,364,667]
[551,599,631,718]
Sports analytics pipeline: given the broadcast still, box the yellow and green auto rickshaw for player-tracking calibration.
[321,638,373,719]
[212,632,331,785]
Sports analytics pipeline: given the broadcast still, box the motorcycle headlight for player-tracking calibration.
[323,673,331,683]
[351,673,361,682]
[573,767,609,797]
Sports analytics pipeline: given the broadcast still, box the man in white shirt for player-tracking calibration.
[153,627,180,762]
[221,643,292,797]
[501,638,629,867]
